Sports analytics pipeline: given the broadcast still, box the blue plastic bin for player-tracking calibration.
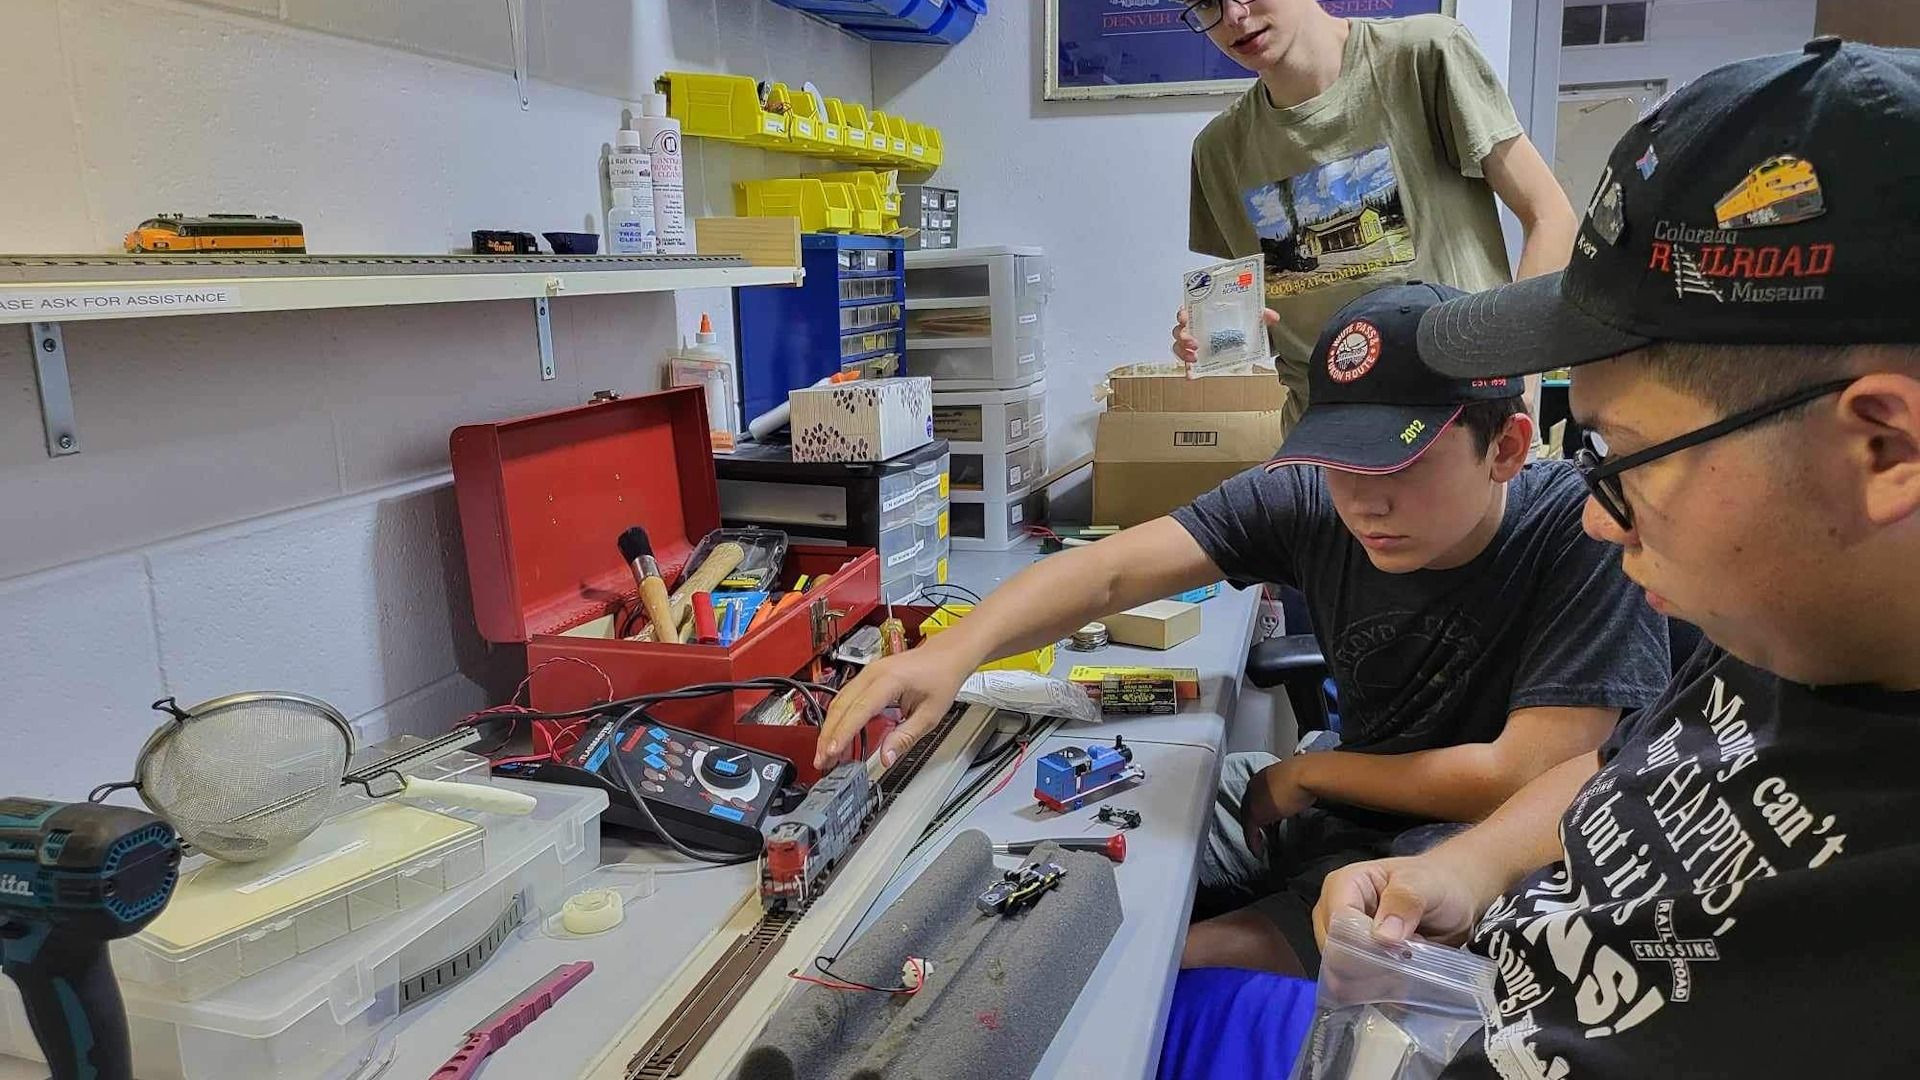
[775,0,946,32]
[834,0,982,45]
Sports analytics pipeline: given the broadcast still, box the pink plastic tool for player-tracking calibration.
[430,961,595,1080]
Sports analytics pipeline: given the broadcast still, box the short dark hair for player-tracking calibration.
[1630,341,1859,414]
[1458,396,1528,454]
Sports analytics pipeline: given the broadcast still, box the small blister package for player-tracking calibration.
[1292,913,1499,1080]
[1181,254,1269,376]
[686,527,789,591]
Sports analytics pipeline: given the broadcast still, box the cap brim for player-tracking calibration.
[1269,402,1464,475]
[1417,272,1652,380]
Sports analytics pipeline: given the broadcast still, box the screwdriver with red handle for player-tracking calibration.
[993,835,1126,863]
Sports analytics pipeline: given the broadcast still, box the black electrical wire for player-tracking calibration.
[810,955,914,993]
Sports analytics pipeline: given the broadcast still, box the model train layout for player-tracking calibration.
[760,760,881,911]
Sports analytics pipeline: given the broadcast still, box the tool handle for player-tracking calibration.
[638,573,679,645]
[692,592,719,645]
[995,835,1126,863]
[5,938,132,1080]
[399,778,539,815]
[632,543,746,641]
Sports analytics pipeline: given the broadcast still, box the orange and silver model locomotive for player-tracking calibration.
[123,214,306,254]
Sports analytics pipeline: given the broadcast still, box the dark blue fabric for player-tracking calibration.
[1158,968,1317,1080]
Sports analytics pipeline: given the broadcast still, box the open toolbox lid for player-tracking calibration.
[449,388,720,643]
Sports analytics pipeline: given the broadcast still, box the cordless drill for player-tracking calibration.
[0,799,180,1080]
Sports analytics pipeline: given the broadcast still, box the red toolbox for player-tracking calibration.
[449,388,886,782]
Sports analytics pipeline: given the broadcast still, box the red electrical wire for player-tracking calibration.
[985,738,1029,800]
[459,655,616,762]
[787,957,925,995]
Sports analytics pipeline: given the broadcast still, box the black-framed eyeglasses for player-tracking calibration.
[1574,378,1855,531]
[1181,1,1239,33]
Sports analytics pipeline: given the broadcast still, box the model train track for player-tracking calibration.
[626,704,971,1080]
[0,252,747,282]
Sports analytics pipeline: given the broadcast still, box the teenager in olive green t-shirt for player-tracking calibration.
[1172,0,1576,425]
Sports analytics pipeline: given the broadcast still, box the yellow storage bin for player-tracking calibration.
[658,71,789,149]
[882,113,912,162]
[920,125,945,169]
[848,185,883,233]
[868,110,903,164]
[736,178,854,232]
[841,102,876,158]
[918,604,1056,675]
[823,97,851,149]
[906,122,932,167]
[804,170,900,217]
[781,84,839,156]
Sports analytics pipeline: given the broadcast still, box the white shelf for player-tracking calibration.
[0,257,802,325]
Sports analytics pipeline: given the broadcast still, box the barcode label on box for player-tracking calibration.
[1174,431,1220,447]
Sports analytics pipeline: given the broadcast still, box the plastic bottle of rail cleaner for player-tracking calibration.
[608,113,656,253]
[638,94,688,253]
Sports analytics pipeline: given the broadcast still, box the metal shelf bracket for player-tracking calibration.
[29,322,78,457]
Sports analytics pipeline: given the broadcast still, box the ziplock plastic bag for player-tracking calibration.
[956,670,1101,725]
[1291,912,1498,1080]
[1182,255,1269,375]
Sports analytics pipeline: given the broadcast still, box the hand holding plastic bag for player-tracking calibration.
[1291,912,1498,1080]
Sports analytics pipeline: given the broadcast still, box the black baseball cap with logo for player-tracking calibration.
[1270,282,1521,475]
[1419,37,1920,378]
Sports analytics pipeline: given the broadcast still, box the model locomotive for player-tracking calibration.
[123,214,306,254]
[760,761,880,912]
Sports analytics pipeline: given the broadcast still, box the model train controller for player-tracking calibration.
[495,717,792,854]
[1034,736,1144,813]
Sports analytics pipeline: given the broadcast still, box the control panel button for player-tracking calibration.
[700,751,755,790]
[641,781,664,794]
[647,727,669,742]
[644,754,668,772]
[643,768,664,782]
[644,743,665,759]
[707,804,747,822]
[666,754,685,769]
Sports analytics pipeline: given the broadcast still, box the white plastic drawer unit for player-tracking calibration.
[949,489,1049,551]
[905,245,1051,389]
[932,382,1047,449]
[950,435,1045,500]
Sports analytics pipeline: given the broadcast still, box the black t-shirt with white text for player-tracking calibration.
[1173,460,1669,772]
[1449,644,1920,1077]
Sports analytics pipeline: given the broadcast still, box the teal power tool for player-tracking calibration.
[0,799,180,1080]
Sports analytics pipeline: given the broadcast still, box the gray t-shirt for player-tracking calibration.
[1172,460,1668,755]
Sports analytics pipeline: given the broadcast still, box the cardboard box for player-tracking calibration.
[1092,409,1288,527]
[1067,665,1200,699]
[1104,364,1288,414]
[790,377,934,462]
[1102,599,1202,650]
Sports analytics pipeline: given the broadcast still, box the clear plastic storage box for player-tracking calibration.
[0,780,607,1080]
[905,246,1050,389]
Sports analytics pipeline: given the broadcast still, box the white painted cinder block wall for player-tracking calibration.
[0,0,872,801]
[871,0,1524,510]
[1559,0,1818,89]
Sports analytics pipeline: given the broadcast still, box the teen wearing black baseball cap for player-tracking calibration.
[1317,39,1920,1077]
[815,282,1668,978]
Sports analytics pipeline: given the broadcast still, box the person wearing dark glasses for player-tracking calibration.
[1176,0,1575,429]
[1305,39,1920,1077]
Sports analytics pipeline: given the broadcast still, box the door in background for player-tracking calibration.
[1554,81,1667,207]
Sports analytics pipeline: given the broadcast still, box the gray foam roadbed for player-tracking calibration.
[737,830,1123,1080]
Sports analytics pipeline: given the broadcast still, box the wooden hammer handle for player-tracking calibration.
[629,543,747,642]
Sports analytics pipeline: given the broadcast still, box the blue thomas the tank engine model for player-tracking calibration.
[1034,736,1144,813]
[760,762,881,912]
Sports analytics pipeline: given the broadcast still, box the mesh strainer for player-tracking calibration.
[92,692,534,863]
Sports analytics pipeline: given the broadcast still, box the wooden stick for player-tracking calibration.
[628,543,747,642]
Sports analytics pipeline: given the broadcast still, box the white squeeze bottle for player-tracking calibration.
[608,188,655,255]
[608,113,656,253]
[639,93,688,254]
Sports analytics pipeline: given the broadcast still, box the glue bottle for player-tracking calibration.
[667,313,738,450]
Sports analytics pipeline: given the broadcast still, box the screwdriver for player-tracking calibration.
[993,835,1127,864]
[879,600,907,657]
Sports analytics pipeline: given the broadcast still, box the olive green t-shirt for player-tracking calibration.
[1190,15,1523,425]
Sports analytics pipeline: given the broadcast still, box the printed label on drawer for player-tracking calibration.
[883,489,918,513]
[1026,273,1043,285]
[1018,313,1038,325]
[826,124,842,140]
[915,476,940,497]
[796,119,816,138]
[892,138,907,152]
[887,541,924,569]
[850,129,868,145]
[939,510,950,537]
[765,117,784,134]
[1018,351,1037,365]
[911,146,925,158]
[1011,504,1024,525]
[1009,465,1024,487]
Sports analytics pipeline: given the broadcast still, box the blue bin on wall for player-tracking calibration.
[776,0,946,31]
[772,0,984,46]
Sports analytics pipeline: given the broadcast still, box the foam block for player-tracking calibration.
[737,830,1123,1080]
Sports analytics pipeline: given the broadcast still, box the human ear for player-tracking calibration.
[1488,411,1535,483]
[1838,373,1920,527]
